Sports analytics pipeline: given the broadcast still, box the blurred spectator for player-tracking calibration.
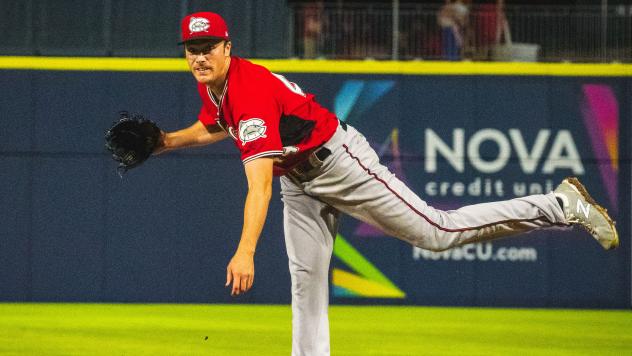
[473,0,510,60]
[494,0,511,46]
[460,0,475,59]
[302,1,324,58]
[437,0,470,60]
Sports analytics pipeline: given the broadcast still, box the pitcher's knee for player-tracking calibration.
[291,267,329,297]
[411,232,461,252]
[413,241,451,252]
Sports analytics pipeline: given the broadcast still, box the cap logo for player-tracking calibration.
[189,17,210,34]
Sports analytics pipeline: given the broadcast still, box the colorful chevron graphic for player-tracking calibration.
[334,80,395,122]
[332,234,406,298]
[331,79,405,298]
[333,79,405,239]
[581,84,619,212]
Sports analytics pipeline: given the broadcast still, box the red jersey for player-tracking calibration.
[196,57,339,175]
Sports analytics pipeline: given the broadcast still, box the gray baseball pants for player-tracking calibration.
[280,123,567,356]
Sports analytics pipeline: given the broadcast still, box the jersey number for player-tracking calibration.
[273,73,306,97]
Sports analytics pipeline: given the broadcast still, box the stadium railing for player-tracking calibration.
[1,1,630,62]
[289,3,632,62]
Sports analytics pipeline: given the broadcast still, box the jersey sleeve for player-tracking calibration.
[197,105,215,126]
[236,94,284,164]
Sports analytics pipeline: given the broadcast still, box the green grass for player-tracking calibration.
[0,304,630,355]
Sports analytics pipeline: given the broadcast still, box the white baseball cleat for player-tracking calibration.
[554,177,619,250]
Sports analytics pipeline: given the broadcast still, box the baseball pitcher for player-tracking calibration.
[106,12,618,356]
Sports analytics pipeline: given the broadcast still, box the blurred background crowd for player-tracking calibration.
[291,0,631,62]
[1,0,630,62]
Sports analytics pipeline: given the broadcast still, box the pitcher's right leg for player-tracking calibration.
[281,176,339,356]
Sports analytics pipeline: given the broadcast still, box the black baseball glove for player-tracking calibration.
[105,111,163,175]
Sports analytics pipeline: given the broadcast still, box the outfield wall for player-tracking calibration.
[0,59,630,308]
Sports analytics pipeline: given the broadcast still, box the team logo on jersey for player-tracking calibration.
[189,17,210,33]
[238,118,267,144]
